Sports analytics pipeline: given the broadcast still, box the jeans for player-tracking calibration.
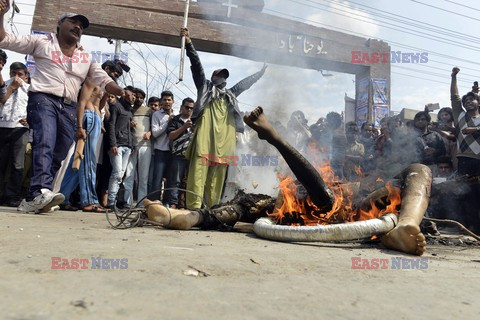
[123,145,152,206]
[166,157,189,206]
[107,146,131,206]
[0,127,29,202]
[150,150,171,200]
[60,110,101,206]
[26,92,76,200]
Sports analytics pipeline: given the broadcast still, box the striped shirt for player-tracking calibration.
[452,94,480,160]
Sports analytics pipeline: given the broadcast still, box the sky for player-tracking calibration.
[2,0,478,125]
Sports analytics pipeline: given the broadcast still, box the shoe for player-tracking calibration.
[17,199,40,213]
[17,189,65,214]
[59,204,79,211]
[40,190,65,213]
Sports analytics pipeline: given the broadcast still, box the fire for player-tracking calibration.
[354,166,365,178]
[356,181,401,221]
[269,162,402,226]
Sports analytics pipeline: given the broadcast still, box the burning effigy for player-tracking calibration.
[140,107,431,256]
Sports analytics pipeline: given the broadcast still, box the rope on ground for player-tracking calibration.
[424,217,480,241]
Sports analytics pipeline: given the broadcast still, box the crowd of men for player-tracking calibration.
[284,106,457,183]
[0,4,479,223]
[282,67,480,187]
[0,5,267,213]
[0,45,201,212]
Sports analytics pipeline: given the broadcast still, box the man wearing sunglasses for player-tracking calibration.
[166,97,195,209]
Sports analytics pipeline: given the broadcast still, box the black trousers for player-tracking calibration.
[0,127,29,201]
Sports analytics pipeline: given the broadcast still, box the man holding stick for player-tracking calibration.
[180,27,267,209]
[0,0,125,213]
[59,81,105,212]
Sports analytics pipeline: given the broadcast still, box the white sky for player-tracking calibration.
[2,0,477,125]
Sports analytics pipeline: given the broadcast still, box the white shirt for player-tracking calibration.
[151,109,171,151]
[0,78,30,128]
[0,32,113,102]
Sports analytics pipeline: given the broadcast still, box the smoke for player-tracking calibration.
[222,130,283,200]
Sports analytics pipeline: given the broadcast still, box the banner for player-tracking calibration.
[373,105,389,127]
[356,106,368,126]
[372,78,388,105]
[357,77,369,109]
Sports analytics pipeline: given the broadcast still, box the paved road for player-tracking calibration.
[1,207,479,320]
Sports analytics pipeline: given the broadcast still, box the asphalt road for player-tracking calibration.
[1,207,479,320]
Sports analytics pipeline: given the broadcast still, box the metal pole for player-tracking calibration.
[178,0,190,83]
[114,39,122,61]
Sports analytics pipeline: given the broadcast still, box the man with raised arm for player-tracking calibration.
[0,0,125,213]
[180,27,267,209]
[450,67,480,177]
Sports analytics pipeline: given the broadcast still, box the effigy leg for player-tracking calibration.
[243,107,335,212]
[381,163,431,255]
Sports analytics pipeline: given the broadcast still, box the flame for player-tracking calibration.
[354,166,365,178]
[356,182,401,221]
[269,160,402,226]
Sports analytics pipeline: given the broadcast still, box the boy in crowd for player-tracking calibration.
[0,62,29,206]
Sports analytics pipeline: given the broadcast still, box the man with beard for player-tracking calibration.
[450,67,480,176]
[180,27,267,209]
[0,2,125,213]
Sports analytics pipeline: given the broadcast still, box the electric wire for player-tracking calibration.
[263,7,480,83]
[282,0,480,53]
[410,0,480,22]
[313,0,480,44]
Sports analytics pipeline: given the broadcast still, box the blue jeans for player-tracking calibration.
[123,145,152,206]
[60,110,101,206]
[107,146,131,206]
[166,157,189,206]
[150,150,171,200]
[26,92,76,200]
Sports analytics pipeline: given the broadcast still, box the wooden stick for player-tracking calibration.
[423,217,480,241]
[72,139,85,171]
[178,0,190,82]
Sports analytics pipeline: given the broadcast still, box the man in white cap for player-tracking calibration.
[0,0,125,213]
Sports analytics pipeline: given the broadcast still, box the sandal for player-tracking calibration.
[60,204,79,211]
[82,205,106,213]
